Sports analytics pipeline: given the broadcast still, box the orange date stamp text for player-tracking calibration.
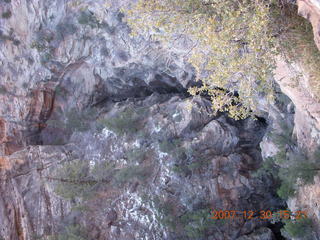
[210,210,308,220]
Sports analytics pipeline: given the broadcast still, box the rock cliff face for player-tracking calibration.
[298,0,320,50]
[1,94,282,240]
[273,2,320,234]
[1,0,319,240]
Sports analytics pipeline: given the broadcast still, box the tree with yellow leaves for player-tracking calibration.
[124,0,276,119]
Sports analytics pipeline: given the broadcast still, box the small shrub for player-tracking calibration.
[276,181,295,200]
[277,152,320,197]
[281,218,313,238]
[90,161,115,182]
[172,164,190,176]
[273,149,286,164]
[2,10,11,18]
[269,120,294,149]
[186,162,202,171]
[78,10,100,28]
[153,196,219,238]
[56,21,78,39]
[57,224,88,240]
[53,158,151,199]
[181,208,218,239]
[66,109,89,132]
[100,107,147,136]
[159,139,181,154]
[188,157,210,171]
[287,155,319,184]
[53,159,117,200]
[158,138,185,160]
[114,165,152,186]
[263,140,320,200]
[155,199,178,230]
[65,108,97,132]
[253,157,279,178]
[172,156,210,176]
[126,148,146,163]
[53,159,94,199]
[171,147,209,175]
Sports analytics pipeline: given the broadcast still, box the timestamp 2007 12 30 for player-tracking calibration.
[210,210,308,220]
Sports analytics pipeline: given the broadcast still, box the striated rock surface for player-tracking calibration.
[274,58,320,148]
[272,4,320,235]
[298,0,320,50]
[268,42,320,239]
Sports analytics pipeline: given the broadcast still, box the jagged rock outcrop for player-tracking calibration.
[1,93,281,240]
[0,0,193,155]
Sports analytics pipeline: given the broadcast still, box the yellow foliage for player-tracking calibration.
[124,0,277,119]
